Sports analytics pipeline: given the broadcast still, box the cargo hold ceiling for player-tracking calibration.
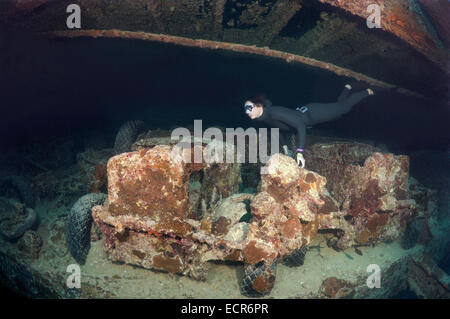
[1,0,449,101]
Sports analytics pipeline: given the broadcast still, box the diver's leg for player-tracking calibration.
[342,90,372,111]
[307,89,372,124]
[337,85,352,103]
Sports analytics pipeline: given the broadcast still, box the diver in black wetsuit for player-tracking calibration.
[244,84,375,168]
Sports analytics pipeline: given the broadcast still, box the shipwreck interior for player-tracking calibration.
[0,0,449,299]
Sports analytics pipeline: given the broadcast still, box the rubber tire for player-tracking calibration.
[241,261,277,297]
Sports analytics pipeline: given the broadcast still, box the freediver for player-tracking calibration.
[244,84,380,168]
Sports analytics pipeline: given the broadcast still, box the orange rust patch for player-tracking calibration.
[287,204,300,219]
[302,219,319,239]
[89,164,107,193]
[305,173,316,183]
[152,254,183,273]
[243,240,270,265]
[356,229,371,244]
[298,180,310,192]
[139,149,147,157]
[349,179,384,217]
[224,250,242,261]
[264,176,292,202]
[280,218,302,239]
[212,216,231,236]
[104,29,121,37]
[155,217,193,236]
[147,229,163,238]
[90,30,102,37]
[252,276,271,294]
[395,19,407,27]
[321,277,351,298]
[366,214,389,233]
[108,152,188,218]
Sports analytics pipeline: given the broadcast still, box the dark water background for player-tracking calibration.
[1,29,449,154]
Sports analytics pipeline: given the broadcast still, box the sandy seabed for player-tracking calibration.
[0,197,425,299]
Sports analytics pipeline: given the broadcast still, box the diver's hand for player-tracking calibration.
[297,152,305,168]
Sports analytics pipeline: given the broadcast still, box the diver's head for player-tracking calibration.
[245,94,265,119]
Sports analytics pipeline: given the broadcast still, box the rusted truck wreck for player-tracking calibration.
[91,136,429,297]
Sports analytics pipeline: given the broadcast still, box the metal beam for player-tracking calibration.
[41,29,427,99]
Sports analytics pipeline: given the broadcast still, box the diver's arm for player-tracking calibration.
[295,121,306,150]
[294,123,306,168]
[271,110,306,150]
[270,110,306,167]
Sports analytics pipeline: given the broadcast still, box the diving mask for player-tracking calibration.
[244,102,255,114]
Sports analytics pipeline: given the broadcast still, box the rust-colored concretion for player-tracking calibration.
[91,140,428,294]
[321,277,353,298]
[107,145,189,218]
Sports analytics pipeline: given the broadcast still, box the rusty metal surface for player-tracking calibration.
[317,0,447,68]
[418,0,450,47]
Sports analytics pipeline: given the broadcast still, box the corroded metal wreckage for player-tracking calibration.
[1,0,449,100]
[0,129,447,298]
[91,135,431,296]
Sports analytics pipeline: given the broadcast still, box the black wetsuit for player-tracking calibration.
[255,88,370,150]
